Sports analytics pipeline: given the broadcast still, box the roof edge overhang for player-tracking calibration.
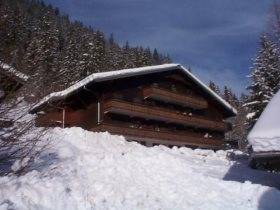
[178,65,237,117]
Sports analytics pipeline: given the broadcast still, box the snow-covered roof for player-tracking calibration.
[30,64,237,116]
[0,60,29,82]
[248,90,280,152]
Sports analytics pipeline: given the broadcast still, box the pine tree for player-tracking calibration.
[245,36,280,129]
[225,93,249,150]
[23,8,60,96]
[0,0,172,98]
[223,86,238,108]
[208,81,221,96]
[153,49,161,64]
[162,54,172,64]
[105,35,126,71]
[207,81,249,149]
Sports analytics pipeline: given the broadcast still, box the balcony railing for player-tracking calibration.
[142,86,208,109]
[102,99,227,131]
[92,123,224,149]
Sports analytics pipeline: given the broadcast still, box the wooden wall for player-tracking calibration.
[35,69,229,148]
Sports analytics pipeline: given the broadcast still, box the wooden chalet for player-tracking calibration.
[30,64,237,149]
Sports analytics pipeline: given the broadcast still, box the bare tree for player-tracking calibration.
[0,75,47,176]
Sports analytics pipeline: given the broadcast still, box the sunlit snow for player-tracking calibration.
[1,127,279,210]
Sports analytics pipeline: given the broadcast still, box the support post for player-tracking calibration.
[97,101,100,124]
[62,108,65,128]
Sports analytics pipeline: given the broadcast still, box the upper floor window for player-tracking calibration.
[152,83,159,88]
[171,84,177,92]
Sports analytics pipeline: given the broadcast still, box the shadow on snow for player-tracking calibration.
[223,152,280,209]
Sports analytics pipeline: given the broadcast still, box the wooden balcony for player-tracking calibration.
[142,86,208,109]
[92,123,224,149]
[102,99,227,131]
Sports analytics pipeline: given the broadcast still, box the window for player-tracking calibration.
[171,84,177,92]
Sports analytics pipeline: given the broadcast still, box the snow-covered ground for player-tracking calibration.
[248,90,280,152]
[0,127,280,210]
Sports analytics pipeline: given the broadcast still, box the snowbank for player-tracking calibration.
[0,127,280,210]
[248,90,280,152]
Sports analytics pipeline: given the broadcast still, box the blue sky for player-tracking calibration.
[44,0,272,94]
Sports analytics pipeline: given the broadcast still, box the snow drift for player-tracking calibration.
[0,127,280,210]
[248,90,280,152]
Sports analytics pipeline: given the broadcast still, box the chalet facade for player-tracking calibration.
[30,64,237,149]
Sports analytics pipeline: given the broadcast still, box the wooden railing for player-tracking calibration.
[103,99,227,131]
[92,123,224,149]
[142,86,208,109]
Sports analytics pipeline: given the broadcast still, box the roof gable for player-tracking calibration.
[30,64,237,116]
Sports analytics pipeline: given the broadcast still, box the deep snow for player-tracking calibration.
[248,90,280,152]
[0,127,280,210]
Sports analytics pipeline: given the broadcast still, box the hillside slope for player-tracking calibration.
[0,127,280,210]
